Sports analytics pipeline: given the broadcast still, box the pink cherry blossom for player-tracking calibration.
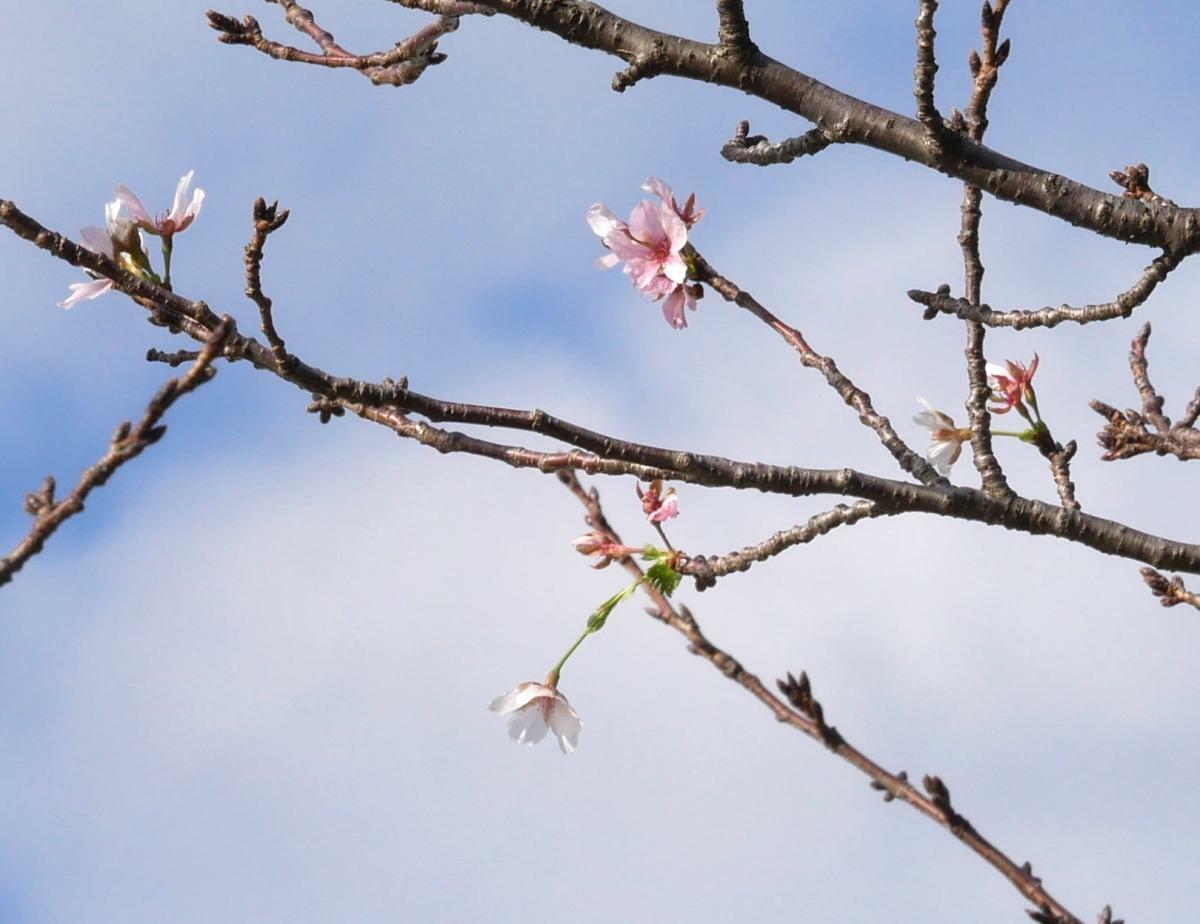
[587,178,703,329]
[638,479,680,523]
[116,170,205,239]
[489,681,582,753]
[986,354,1039,416]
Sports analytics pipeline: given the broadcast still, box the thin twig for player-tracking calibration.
[557,471,1086,924]
[720,119,842,166]
[1140,567,1200,610]
[679,501,886,590]
[0,320,232,589]
[244,197,293,370]
[907,251,1183,329]
[691,249,948,489]
[1047,441,1080,511]
[958,0,1014,501]
[145,347,202,367]
[206,2,458,86]
[1091,323,1200,462]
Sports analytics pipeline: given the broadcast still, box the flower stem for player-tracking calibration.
[548,575,645,679]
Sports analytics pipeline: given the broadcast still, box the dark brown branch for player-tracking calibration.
[146,347,202,367]
[1140,567,1200,610]
[0,321,231,589]
[1090,323,1200,462]
[691,250,949,489]
[913,0,947,143]
[7,199,1200,577]
[720,119,842,166]
[681,501,885,591]
[244,197,293,370]
[411,0,1200,254]
[958,0,1014,503]
[206,1,458,87]
[907,251,1183,329]
[558,472,1085,924]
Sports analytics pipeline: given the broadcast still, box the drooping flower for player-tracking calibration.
[489,681,582,753]
[913,397,972,474]
[59,199,152,309]
[638,479,680,523]
[986,354,1039,417]
[116,170,205,240]
[588,178,703,329]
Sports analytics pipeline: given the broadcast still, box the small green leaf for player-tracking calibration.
[645,561,683,597]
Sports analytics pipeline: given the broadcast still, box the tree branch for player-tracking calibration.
[907,250,1183,329]
[6,198,1200,577]
[1140,567,1200,611]
[913,0,947,144]
[679,501,886,591]
[392,0,1200,254]
[558,471,1087,924]
[244,196,293,370]
[691,249,948,489]
[0,320,231,589]
[720,119,842,166]
[206,0,459,86]
[1090,323,1200,462]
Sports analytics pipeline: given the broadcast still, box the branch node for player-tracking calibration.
[612,39,666,92]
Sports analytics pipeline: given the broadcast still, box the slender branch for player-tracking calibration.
[958,0,1014,501]
[691,249,949,489]
[913,0,946,143]
[244,197,293,370]
[1047,440,1080,511]
[1140,567,1200,610]
[907,250,1183,329]
[1110,162,1177,208]
[206,1,458,86]
[558,472,1086,924]
[7,199,1200,577]
[1090,323,1200,462]
[0,321,231,589]
[146,347,202,367]
[391,0,1200,254]
[679,501,886,591]
[720,119,842,166]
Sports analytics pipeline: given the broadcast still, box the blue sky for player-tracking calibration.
[2,2,1199,922]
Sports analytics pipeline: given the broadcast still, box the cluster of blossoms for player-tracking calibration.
[913,353,1045,473]
[493,481,684,753]
[60,171,204,308]
[588,178,704,329]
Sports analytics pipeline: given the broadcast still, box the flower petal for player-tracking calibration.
[114,184,153,225]
[586,203,624,238]
[58,278,113,309]
[659,286,687,329]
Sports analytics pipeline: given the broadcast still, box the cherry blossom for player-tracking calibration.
[571,531,638,569]
[913,397,972,474]
[987,354,1039,417]
[59,200,151,309]
[587,178,703,329]
[638,479,680,523]
[116,170,205,239]
[489,681,582,753]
